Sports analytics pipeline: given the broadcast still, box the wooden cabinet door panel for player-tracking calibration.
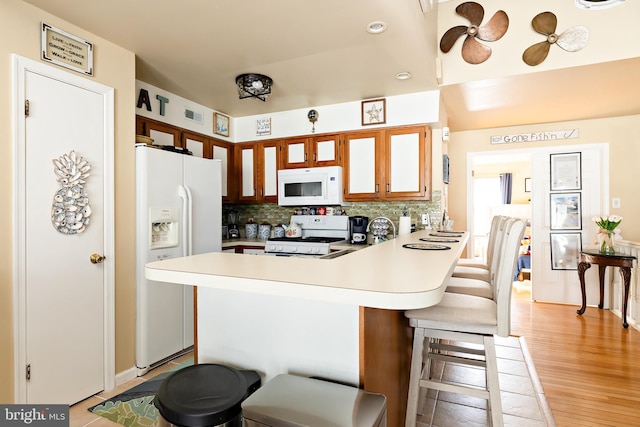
[312,134,340,167]
[282,137,309,168]
[343,131,382,200]
[385,126,431,200]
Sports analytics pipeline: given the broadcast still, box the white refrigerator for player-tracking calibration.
[135,144,222,374]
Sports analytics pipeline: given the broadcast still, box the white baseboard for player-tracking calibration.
[115,366,138,387]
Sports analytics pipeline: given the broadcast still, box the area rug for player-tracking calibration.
[88,358,193,427]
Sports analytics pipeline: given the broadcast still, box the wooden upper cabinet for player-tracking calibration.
[181,131,233,202]
[281,137,308,168]
[235,140,279,203]
[182,131,209,158]
[137,116,181,147]
[342,125,431,201]
[384,125,431,200]
[281,134,340,168]
[342,131,383,200]
[211,139,233,201]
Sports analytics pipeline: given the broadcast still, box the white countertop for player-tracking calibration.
[146,230,468,310]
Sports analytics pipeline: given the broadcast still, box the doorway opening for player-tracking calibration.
[468,150,533,296]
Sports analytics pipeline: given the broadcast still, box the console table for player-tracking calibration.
[577,251,636,328]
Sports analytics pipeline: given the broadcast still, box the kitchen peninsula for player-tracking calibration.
[146,230,468,427]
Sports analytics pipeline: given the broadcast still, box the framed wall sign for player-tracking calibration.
[214,112,229,137]
[550,192,582,230]
[256,118,271,136]
[41,22,93,76]
[524,178,532,193]
[550,152,581,191]
[361,98,386,126]
[550,233,582,270]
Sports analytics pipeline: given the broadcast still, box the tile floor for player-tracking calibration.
[69,352,193,427]
[415,336,554,427]
[70,336,553,427]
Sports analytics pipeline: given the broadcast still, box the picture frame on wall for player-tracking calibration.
[524,177,532,193]
[214,112,229,137]
[550,192,582,230]
[443,154,450,184]
[361,98,386,126]
[550,152,581,191]
[550,233,582,270]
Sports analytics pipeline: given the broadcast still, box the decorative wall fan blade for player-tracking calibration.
[456,2,484,26]
[462,35,492,64]
[522,41,551,66]
[531,12,557,36]
[477,10,509,41]
[440,2,509,64]
[556,26,589,52]
[440,26,469,53]
[523,12,589,66]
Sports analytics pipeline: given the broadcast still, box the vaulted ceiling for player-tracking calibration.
[23,0,640,131]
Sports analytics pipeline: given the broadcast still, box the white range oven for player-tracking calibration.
[265,215,350,258]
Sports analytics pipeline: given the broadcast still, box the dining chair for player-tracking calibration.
[446,216,514,299]
[455,215,504,270]
[404,218,525,427]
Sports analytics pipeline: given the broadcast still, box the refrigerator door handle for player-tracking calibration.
[178,184,193,256]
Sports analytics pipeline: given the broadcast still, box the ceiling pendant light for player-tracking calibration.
[236,73,273,102]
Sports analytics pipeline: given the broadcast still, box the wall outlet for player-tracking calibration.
[421,213,429,225]
[612,198,621,208]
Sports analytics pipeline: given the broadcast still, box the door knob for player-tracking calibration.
[90,253,105,264]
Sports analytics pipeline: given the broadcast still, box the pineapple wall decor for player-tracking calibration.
[51,150,92,234]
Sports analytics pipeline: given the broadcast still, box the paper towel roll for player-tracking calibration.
[398,216,412,236]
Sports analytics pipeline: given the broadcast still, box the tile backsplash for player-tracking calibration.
[223,192,442,234]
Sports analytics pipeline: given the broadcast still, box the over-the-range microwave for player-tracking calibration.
[277,166,348,206]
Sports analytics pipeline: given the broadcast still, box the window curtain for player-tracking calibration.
[500,173,512,204]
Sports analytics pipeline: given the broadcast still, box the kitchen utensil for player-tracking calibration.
[283,222,302,238]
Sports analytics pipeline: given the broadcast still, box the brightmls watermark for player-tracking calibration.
[0,405,68,426]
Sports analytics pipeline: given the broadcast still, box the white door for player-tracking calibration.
[531,144,608,304]
[13,56,114,404]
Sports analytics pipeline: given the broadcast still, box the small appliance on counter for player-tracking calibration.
[228,210,240,239]
[349,216,369,244]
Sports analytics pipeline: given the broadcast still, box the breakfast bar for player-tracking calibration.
[146,229,468,427]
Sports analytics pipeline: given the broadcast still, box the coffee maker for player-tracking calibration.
[228,210,240,239]
[349,216,369,244]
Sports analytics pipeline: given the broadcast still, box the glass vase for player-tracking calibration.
[599,230,616,254]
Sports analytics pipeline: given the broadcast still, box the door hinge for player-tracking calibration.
[25,100,30,117]
[26,364,31,380]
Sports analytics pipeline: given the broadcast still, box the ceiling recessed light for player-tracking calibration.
[367,21,387,34]
[396,72,412,80]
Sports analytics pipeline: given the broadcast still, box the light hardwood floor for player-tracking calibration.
[510,284,640,427]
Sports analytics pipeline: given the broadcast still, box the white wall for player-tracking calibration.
[135,80,441,143]
[135,80,233,142]
[233,91,441,142]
